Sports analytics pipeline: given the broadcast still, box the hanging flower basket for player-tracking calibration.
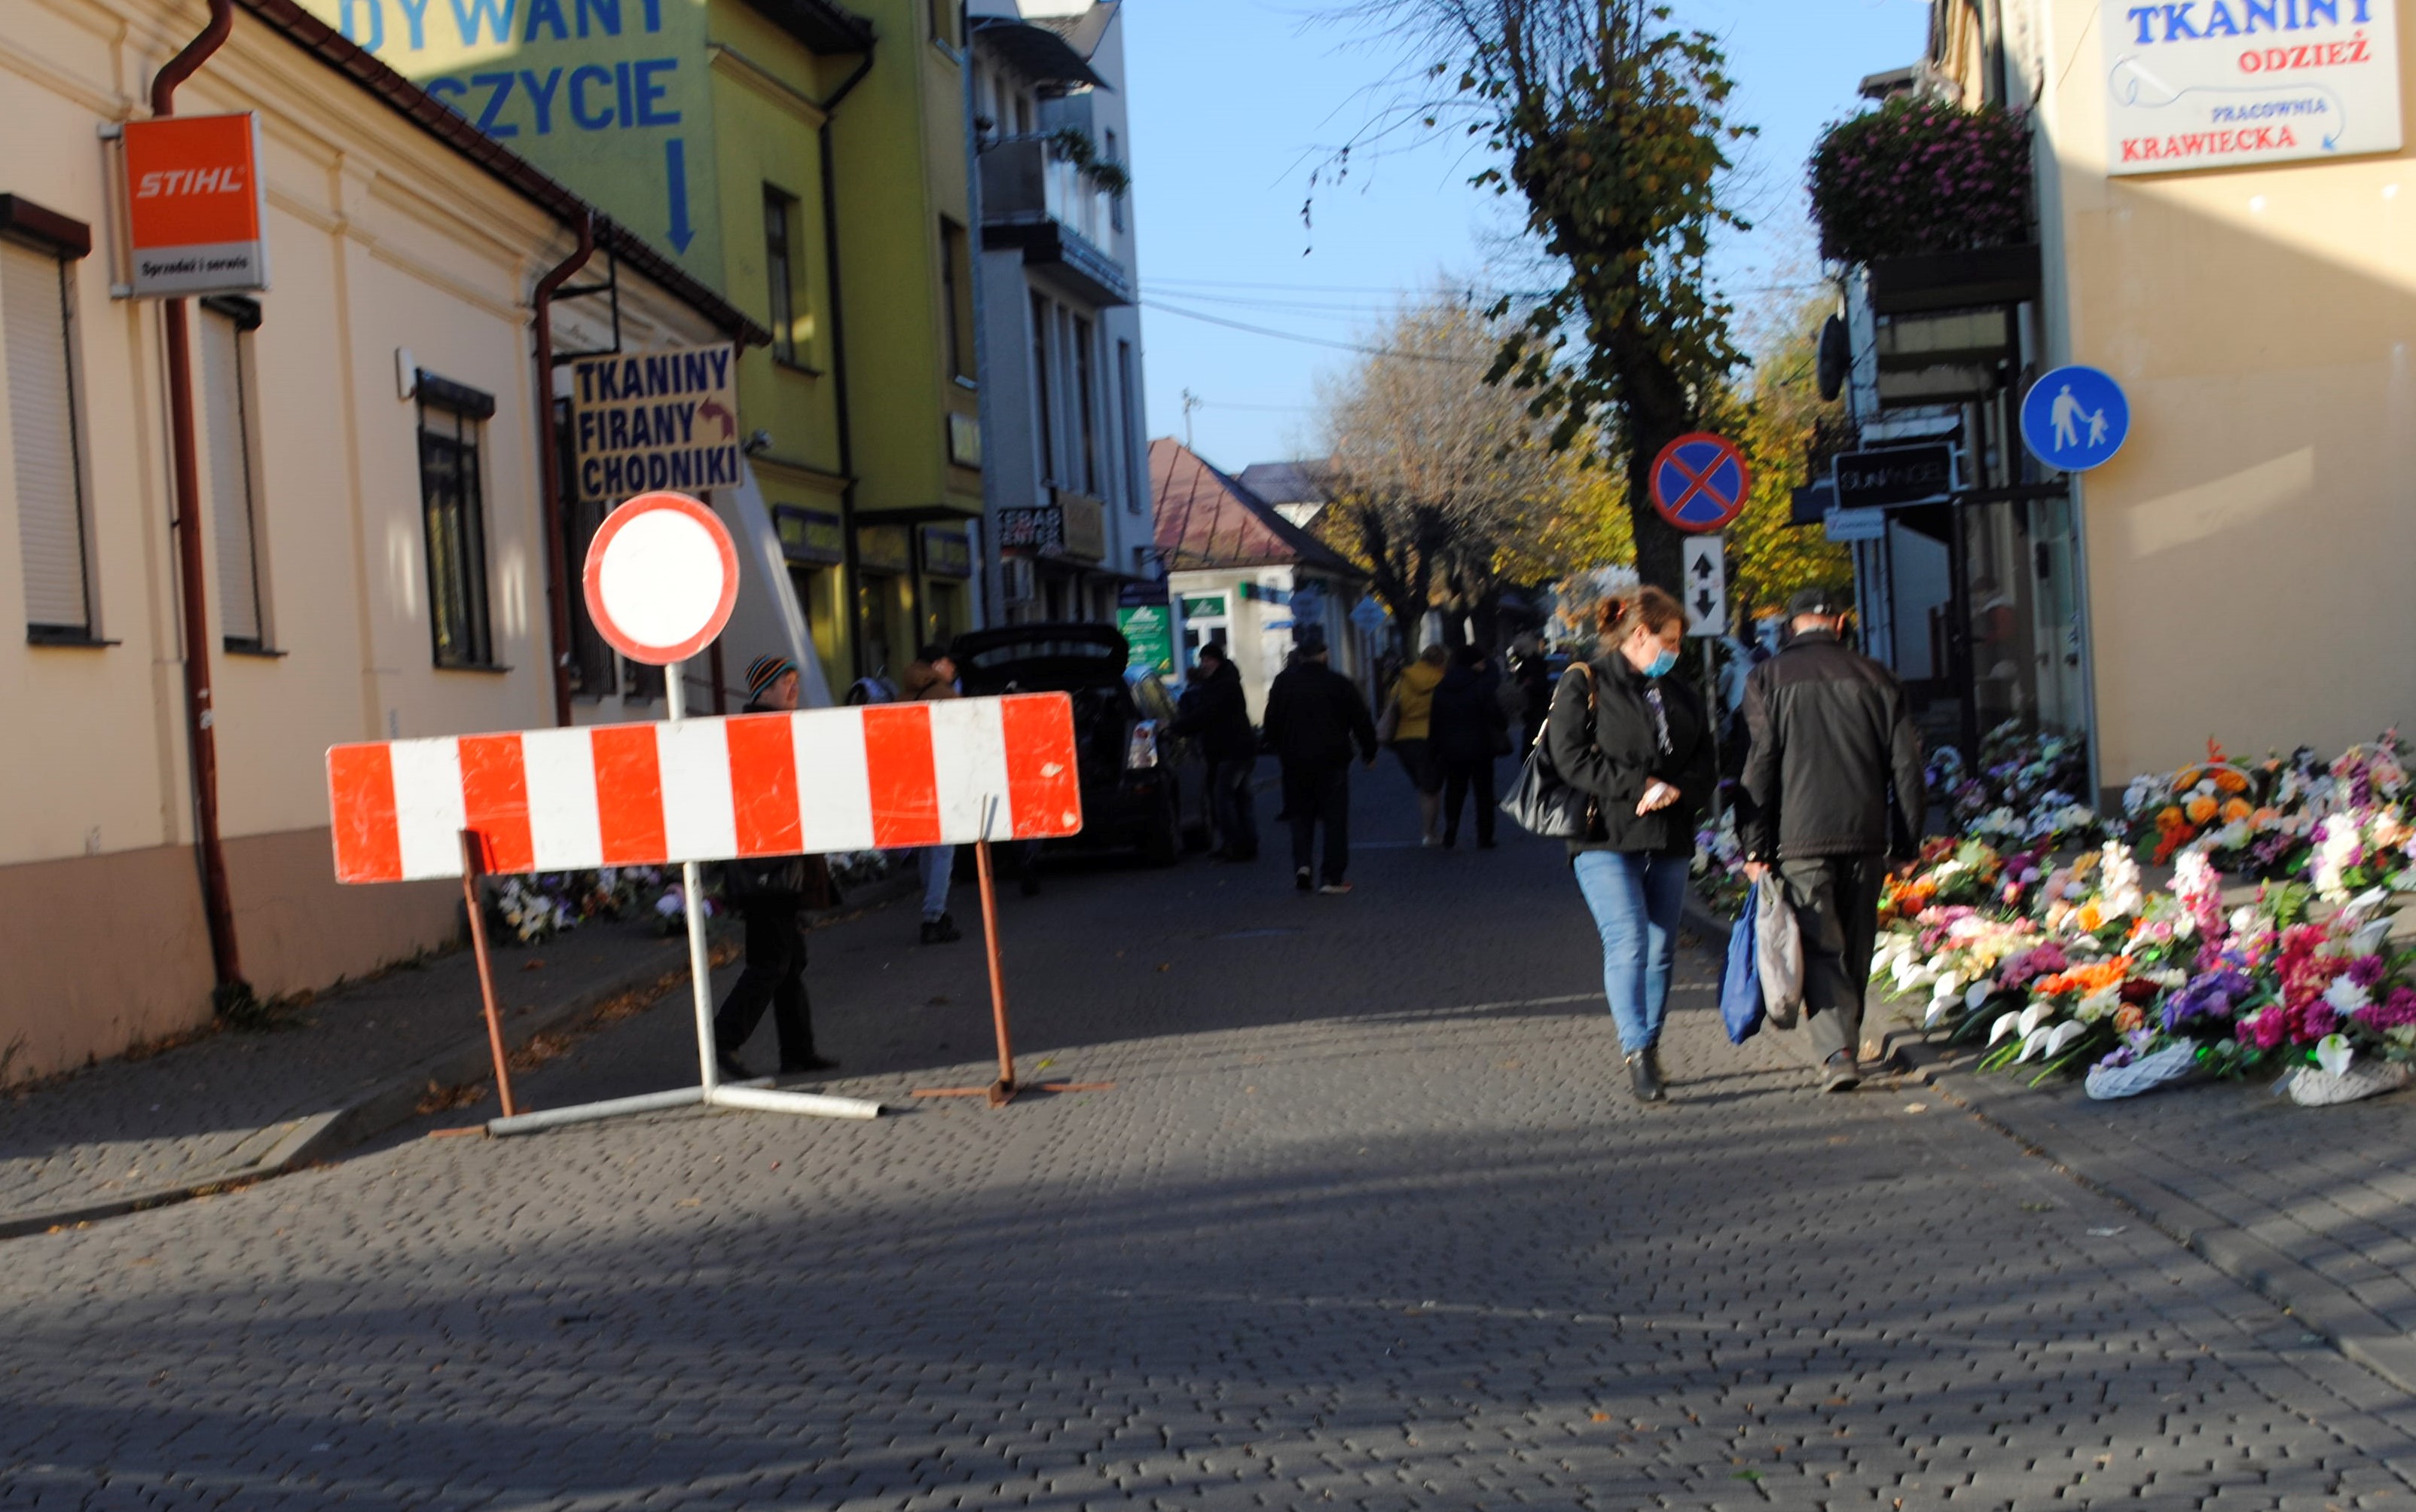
[1809,97,2033,265]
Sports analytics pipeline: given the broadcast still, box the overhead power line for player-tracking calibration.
[1140,298,1492,363]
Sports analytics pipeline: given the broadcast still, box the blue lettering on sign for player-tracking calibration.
[634,58,680,124]
[642,0,662,31]
[450,0,518,45]
[523,0,569,41]
[426,57,680,136]
[569,65,615,128]
[2126,0,2366,38]
[576,0,620,35]
[396,0,433,47]
[341,0,383,49]
[469,72,519,136]
[520,68,562,133]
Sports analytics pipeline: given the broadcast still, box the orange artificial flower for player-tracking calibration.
[2157,805,2188,833]
[2185,795,2218,825]
[2221,797,2253,822]
[2036,957,2133,998]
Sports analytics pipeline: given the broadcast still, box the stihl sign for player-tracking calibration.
[121,114,270,298]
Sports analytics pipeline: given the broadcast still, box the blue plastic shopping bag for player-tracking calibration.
[1720,898,1764,1044]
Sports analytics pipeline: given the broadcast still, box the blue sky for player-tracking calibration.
[1122,0,1933,469]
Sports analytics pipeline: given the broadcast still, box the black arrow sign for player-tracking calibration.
[1692,554,1715,581]
[1694,589,1718,619]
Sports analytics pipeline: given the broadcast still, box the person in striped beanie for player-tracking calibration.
[744,654,799,713]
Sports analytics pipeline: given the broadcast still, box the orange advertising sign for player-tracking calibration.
[121,113,269,298]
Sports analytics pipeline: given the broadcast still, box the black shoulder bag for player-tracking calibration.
[1499,664,1597,838]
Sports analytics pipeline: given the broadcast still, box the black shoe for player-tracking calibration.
[1441,833,1458,849]
[920,916,963,945]
[1020,874,1043,897]
[1295,867,1314,893]
[1477,838,1499,851]
[1645,1043,1669,1089]
[778,1054,839,1075]
[1626,1052,1666,1104]
[1822,1051,1862,1093]
[715,1052,753,1083]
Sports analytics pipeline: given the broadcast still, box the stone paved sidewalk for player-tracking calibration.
[0,915,707,1233]
[1897,1031,2416,1394]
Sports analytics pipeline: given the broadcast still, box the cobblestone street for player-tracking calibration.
[9,773,2416,1510]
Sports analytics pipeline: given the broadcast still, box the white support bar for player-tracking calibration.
[710,1084,883,1121]
[487,1086,707,1137]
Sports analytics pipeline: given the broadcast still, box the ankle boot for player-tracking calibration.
[1645,1043,1668,1090]
[1626,1051,1665,1104]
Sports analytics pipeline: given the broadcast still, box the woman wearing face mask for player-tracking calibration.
[1544,587,1717,1104]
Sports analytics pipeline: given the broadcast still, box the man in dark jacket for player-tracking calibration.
[1429,643,1507,849]
[713,656,837,1080]
[1739,587,1926,1092]
[1259,632,1379,894]
[1170,640,1258,860]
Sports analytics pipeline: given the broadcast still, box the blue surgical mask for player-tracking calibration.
[1644,648,1679,679]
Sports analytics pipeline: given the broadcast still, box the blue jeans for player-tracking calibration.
[918,845,955,922]
[1572,850,1688,1054]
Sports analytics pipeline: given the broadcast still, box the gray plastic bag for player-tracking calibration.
[1754,875,1804,1030]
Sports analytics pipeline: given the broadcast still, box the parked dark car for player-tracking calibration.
[949,623,1189,865]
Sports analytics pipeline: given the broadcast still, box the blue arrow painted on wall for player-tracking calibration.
[665,138,695,253]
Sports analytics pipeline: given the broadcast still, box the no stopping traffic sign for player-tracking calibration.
[581,491,740,665]
[1649,433,1752,534]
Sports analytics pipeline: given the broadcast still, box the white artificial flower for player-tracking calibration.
[2075,987,2123,1025]
[2317,1033,2355,1077]
[1989,1011,2023,1046]
[2018,1003,2051,1037]
[2016,1027,2050,1062]
[2044,1021,2089,1059]
[1965,979,1996,1011]
[2323,975,2374,1016]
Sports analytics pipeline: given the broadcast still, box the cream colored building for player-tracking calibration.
[1874,0,2416,793]
[1,0,762,1085]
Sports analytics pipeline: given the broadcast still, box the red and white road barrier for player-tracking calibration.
[328,693,1082,884]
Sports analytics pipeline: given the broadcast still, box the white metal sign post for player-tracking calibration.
[505,490,878,1134]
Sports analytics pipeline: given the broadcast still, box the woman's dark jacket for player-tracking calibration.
[1542,655,1716,857]
[1429,662,1507,763]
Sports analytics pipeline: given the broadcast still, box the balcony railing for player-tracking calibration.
[979,136,1133,307]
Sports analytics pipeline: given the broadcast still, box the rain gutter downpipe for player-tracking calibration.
[817,48,875,681]
[154,0,247,1000]
[533,212,595,728]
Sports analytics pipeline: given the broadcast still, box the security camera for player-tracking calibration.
[744,429,774,456]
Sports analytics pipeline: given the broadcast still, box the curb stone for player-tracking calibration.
[0,872,918,1242]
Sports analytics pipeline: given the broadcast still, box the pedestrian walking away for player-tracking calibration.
[1546,588,1715,1103]
[902,643,966,945]
[1383,645,1449,846]
[1260,631,1379,894]
[1739,585,1926,1092]
[1506,631,1555,755]
[1168,640,1259,861]
[1430,642,1508,850]
[711,656,838,1080]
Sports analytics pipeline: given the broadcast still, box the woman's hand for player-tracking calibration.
[1635,779,1679,816]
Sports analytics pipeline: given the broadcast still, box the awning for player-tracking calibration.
[973,16,1107,90]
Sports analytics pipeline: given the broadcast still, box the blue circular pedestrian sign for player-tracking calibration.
[1649,432,1752,534]
[2020,365,2130,472]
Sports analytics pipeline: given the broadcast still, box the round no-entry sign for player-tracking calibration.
[582,491,739,666]
[1649,432,1752,534]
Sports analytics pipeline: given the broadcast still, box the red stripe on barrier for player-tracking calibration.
[726,713,802,856]
[328,744,402,883]
[457,734,533,874]
[591,724,668,866]
[1001,694,1082,838]
[863,703,941,847]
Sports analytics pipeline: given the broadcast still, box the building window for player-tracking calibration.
[200,297,269,649]
[1031,293,1055,486]
[1074,315,1098,495]
[2,237,93,640]
[1119,339,1144,513]
[930,0,958,49]
[416,377,496,668]
[1105,128,1125,234]
[940,216,974,383]
[764,187,801,366]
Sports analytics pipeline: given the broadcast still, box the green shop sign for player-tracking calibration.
[1118,606,1174,679]
[301,0,721,274]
